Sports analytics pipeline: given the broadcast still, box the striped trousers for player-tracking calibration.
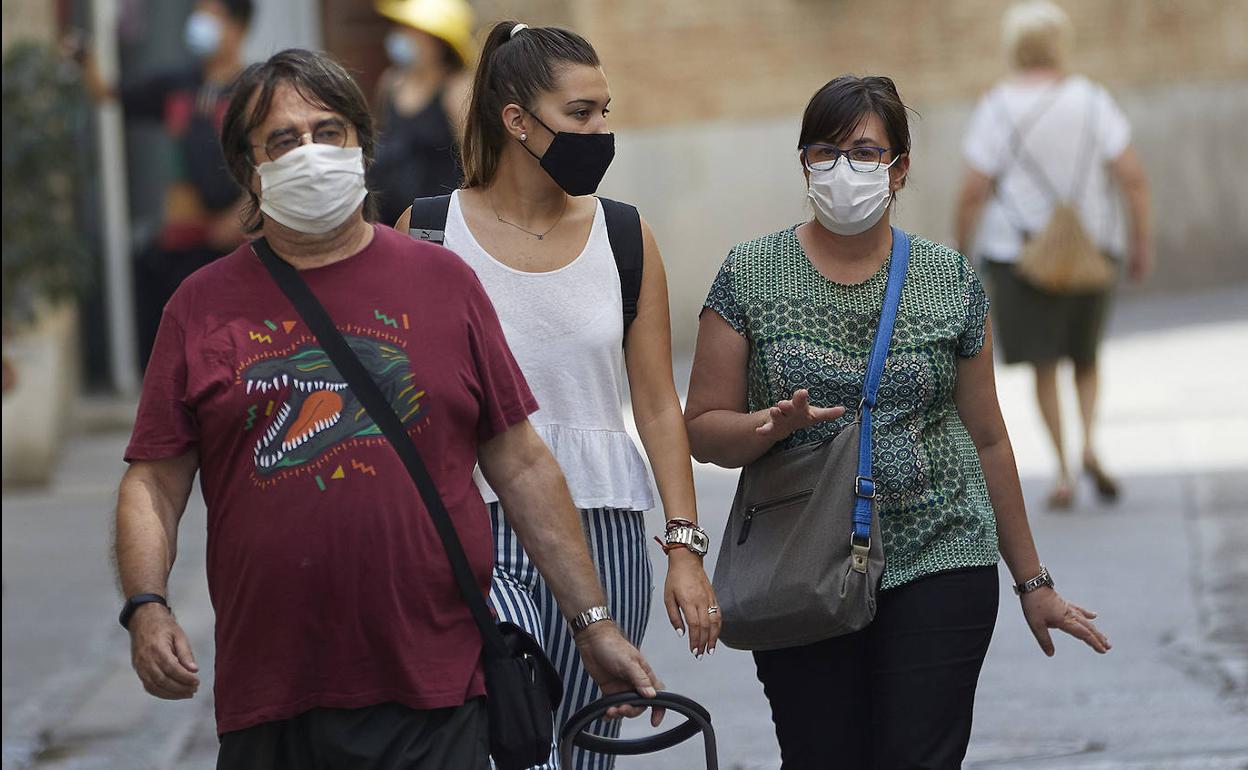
[487,503,653,770]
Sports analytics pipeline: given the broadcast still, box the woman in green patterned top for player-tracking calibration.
[684,75,1109,770]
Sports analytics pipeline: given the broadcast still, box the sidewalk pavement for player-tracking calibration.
[3,285,1246,769]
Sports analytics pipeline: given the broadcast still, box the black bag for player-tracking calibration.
[407,194,645,332]
[253,238,563,770]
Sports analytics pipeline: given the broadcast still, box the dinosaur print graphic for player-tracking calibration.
[242,334,425,476]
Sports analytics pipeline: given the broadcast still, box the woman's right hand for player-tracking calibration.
[755,389,845,440]
[1127,241,1153,283]
[1020,587,1111,656]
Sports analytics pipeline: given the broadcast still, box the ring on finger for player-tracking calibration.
[707,605,719,615]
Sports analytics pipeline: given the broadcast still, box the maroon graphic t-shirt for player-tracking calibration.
[126,224,537,734]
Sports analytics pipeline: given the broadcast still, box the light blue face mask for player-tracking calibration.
[384,30,420,68]
[184,11,223,58]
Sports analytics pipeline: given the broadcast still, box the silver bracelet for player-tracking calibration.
[569,605,612,635]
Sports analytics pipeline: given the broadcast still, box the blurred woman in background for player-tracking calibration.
[955,0,1152,509]
[370,0,475,225]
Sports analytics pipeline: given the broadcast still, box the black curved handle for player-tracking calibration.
[558,691,717,769]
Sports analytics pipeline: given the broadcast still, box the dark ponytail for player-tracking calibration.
[461,20,599,188]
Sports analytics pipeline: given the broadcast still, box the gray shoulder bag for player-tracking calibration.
[712,227,909,651]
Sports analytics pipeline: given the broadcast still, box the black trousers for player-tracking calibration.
[216,699,488,770]
[752,566,1000,770]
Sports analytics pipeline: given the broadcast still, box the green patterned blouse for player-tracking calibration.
[704,226,1000,590]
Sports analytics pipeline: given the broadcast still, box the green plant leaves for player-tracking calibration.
[2,42,91,327]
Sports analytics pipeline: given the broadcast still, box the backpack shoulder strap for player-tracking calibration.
[597,197,644,333]
[407,194,453,244]
[993,84,1065,202]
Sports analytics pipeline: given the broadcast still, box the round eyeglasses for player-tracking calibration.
[800,143,896,173]
[253,118,349,162]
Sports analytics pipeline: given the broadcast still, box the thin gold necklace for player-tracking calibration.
[489,193,568,240]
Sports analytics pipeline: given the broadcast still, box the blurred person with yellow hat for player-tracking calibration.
[369,0,477,226]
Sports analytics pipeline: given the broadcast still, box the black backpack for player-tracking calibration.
[406,195,644,332]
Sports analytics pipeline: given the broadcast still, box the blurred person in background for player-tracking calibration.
[115,48,662,768]
[72,0,254,371]
[954,0,1152,510]
[398,20,719,770]
[686,74,1110,769]
[369,0,475,226]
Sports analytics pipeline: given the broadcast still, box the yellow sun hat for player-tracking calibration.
[374,0,477,67]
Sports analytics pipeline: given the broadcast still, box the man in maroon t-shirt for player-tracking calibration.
[114,49,662,768]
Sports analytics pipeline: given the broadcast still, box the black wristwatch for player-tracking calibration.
[118,593,169,630]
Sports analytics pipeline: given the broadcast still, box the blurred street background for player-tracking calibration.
[3,0,1246,768]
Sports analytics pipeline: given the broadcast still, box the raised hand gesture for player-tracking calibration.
[756,388,845,440]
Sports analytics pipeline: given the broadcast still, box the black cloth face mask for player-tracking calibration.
[521,108,615,196]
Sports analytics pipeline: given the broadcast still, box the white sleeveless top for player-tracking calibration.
[443,191,655,511]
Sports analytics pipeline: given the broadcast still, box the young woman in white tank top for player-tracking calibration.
[398,21,718,770]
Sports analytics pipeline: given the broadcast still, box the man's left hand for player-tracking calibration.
[128,603,200,699]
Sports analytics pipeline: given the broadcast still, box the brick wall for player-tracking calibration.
[337,0,1247,130]
[568,0,1248,129]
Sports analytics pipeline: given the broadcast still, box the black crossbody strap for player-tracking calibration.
[252,237,509,661]
[598,197,644,333]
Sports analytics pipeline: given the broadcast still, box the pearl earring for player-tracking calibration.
[520,133,527,141]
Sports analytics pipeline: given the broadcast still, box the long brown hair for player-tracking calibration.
[460,20,599,188]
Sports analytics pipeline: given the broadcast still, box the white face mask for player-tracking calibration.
[384,30,420,68]
[256,144,367,235]
[184,11,223,58]
[806,155,903,236]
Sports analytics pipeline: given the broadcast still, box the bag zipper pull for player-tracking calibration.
[738,508,756,545]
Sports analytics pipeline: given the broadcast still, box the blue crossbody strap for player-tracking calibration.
[852,227,910,543]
